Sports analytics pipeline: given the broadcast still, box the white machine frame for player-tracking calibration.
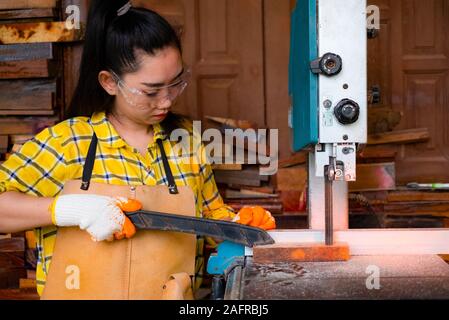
[250,0,449,257]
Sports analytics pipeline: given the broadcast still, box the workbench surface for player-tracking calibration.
[225,255,449,300]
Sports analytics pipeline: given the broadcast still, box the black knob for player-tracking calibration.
[334,99,360,125]
[310,52,343,76]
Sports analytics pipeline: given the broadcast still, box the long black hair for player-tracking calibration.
[66,0,185,134]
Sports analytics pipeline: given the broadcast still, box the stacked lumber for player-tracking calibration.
[0,2,67,163]
[0,236,26,289]
[0,230,37,293]
[0,1,70,297]
[349,126,442,228]
[349,189,449,228]
[206,116,283,214]
[214,165,283,214]
[205,116,273,164]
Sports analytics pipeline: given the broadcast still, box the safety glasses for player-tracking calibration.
[111,67,191,108]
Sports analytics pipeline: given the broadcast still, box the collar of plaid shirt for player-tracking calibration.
[90,112,168,149]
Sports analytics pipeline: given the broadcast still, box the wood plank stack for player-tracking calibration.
[206,116,283,214]
[214,165,284,214]
[349,126,448,228]
[0,236,26,289]
[0,1,77,297]
[0,230,37,293]
[0,1,74,163]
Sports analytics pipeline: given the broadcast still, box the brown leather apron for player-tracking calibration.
[41,134,196,300]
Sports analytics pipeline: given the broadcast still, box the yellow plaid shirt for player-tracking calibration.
[0,111,235,296]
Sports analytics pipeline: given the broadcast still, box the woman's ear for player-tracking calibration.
[98,71,118,96]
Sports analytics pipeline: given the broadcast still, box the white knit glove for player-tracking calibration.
[50,194,126,242]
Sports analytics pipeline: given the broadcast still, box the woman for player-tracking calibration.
[0,0,235,297]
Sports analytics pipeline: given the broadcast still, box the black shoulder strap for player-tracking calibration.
[80,133,178,194]
[156,139,179,194]
[80,133,98,191]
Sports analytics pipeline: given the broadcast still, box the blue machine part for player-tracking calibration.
[289,0,319,152]
[207,241,245,275]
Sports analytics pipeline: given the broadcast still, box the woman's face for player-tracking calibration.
[113,46,184,125]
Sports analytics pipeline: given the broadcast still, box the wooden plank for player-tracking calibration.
[388,191,449,202]
[238,186,275,194]
[253,243,350,263]
[25,230,36,249]
[206,116,258,130]
[0,8,56,20]
[0,238,25,252]
[214,166,269,185]
[384,202,449,217]
[0,92,53,110]
[0,252,25,268]
[0,288,39,300]
[349,162,396,192]
[279,190,302,212]
[0,268,27,289]
[215,175,261,187]
[0,135,8,153]
[274,165,307,191]
[0,121,36,135]
[223,130,271,157]
[1,110,55,115]
[211,164,242,171]
[278,151,307,168]
[0,59,54,79]
[11,144,23,153]
[250,229,449,255]
[0,116,57,135]
[19,278,36,289]
[368,128,430,145]
[224,189,278,199]
[0,79,55,110]
[0,43,53,62]
[10,134,33,145]
[239,188,277,196]
[0,0,57,10]
[227,202,283,214]
[0,22,84,44]
[358,145,397,159]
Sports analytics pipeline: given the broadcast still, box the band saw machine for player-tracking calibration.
[206,0,449,300]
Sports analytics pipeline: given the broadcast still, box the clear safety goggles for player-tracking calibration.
[111,67,191,107]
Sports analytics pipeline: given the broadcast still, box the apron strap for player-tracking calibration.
[80,132,179,195]
[80,132,98,191]
[156,139,179,195]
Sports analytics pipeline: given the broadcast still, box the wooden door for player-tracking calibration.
[391,0,449,183]
[140,0,266,128]
[368,0,449,184]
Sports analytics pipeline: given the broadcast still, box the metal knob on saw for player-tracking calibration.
[310,52,343,76]
[334,99,360,125]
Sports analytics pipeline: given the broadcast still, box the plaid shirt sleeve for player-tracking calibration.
[197,144,235,220]
[0,126,66,197]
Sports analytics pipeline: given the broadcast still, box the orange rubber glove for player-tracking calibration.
[232,206,276,231]
[113,197,141,240]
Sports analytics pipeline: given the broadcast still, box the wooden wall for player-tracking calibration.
[2,0,448,182]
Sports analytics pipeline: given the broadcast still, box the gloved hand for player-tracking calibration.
[232,206,276,230]
[50,194,141,242]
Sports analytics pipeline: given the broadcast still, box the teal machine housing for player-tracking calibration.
[289,0,318,152]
